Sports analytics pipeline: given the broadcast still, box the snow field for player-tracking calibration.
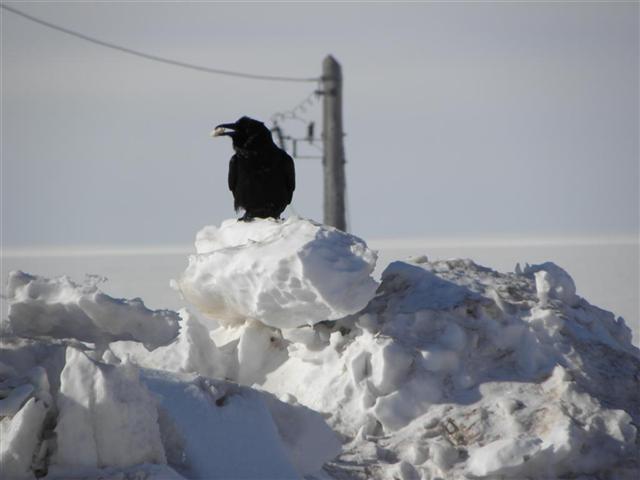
[1,216,638,479]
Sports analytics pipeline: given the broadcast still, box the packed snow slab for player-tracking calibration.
[111,308,225,380]
[53,347,166,469]
[1,269,340,479]
[3,271,180,350]
[1,397,49,479]
[256,258,639,479]
[175,217,378,328]
[0,341,340,479]
[143,370,340,479]
[0,338,171,479]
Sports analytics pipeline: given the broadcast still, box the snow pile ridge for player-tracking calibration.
[254,257,639,479]
[1,269,341,479]
[176,216,378,328]
[4,271,180,351]
[3,220,639,479]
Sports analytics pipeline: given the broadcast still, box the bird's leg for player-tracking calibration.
[239,212,254,222]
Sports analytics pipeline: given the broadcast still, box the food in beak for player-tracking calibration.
[211,127,227,137]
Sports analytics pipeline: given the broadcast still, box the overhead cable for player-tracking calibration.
[1,3,319,83]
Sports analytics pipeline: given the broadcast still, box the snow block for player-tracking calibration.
[4,271,180,350]
[261,392,342,476]
[0,397,48,479]
[141,371,339,479]
[53,347,166,469]
[369,339,414,396]
[379,260,483,312]
[523,262,579,307]
[176,217,378,328]
[110,309,225,379]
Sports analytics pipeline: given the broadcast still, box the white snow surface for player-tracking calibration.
[3,271,180,351]
[110,309,225,380]
[258,257,638,479]
[1,258,341,478]
[1,397,48,479]
[1,219,639,479]
[175,217,378,328]
[53,347,166,469]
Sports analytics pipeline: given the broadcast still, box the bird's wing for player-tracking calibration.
[283,151,295,194]
[228,155,238,192]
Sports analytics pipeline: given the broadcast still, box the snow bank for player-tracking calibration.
[170,222,638,479]
[1,271,340,479]
[3,218,639,479]
[4,271,180,351]
[175,217,378,328]
[247,258,638,479]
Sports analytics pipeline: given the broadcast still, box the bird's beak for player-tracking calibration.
[211,122,236,138]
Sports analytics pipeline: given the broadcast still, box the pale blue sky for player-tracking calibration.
[2,2,638,247]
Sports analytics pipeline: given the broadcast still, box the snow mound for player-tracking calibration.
[4,271,180,351]
[1,274,340,480]
[233,258,638,479]
[175,216,378,328]
[4,220,639,479]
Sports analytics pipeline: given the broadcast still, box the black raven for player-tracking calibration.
[212,116,295,221]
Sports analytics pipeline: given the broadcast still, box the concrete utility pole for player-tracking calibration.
[322,55,347,231]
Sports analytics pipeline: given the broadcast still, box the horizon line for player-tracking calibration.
[1,233,638,258]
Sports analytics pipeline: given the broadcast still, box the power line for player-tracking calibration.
[270,89,320,125]
[0,3,319,83]
[270,88,323,158]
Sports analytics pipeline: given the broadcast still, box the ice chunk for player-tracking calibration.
[261,392,341,475]
[369,339,414,395]
[53,347,166,469]
[176,217,378,328]
[110,309,225,379]
[237,320,288,385]
[141,370,338,479]
[0,397,48,480]
[0,384,34,417]
[4,271,180,350]
[524,262,579,307]
[379,261,481,312]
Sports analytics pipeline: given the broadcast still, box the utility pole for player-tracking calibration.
[321,55,347,231]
